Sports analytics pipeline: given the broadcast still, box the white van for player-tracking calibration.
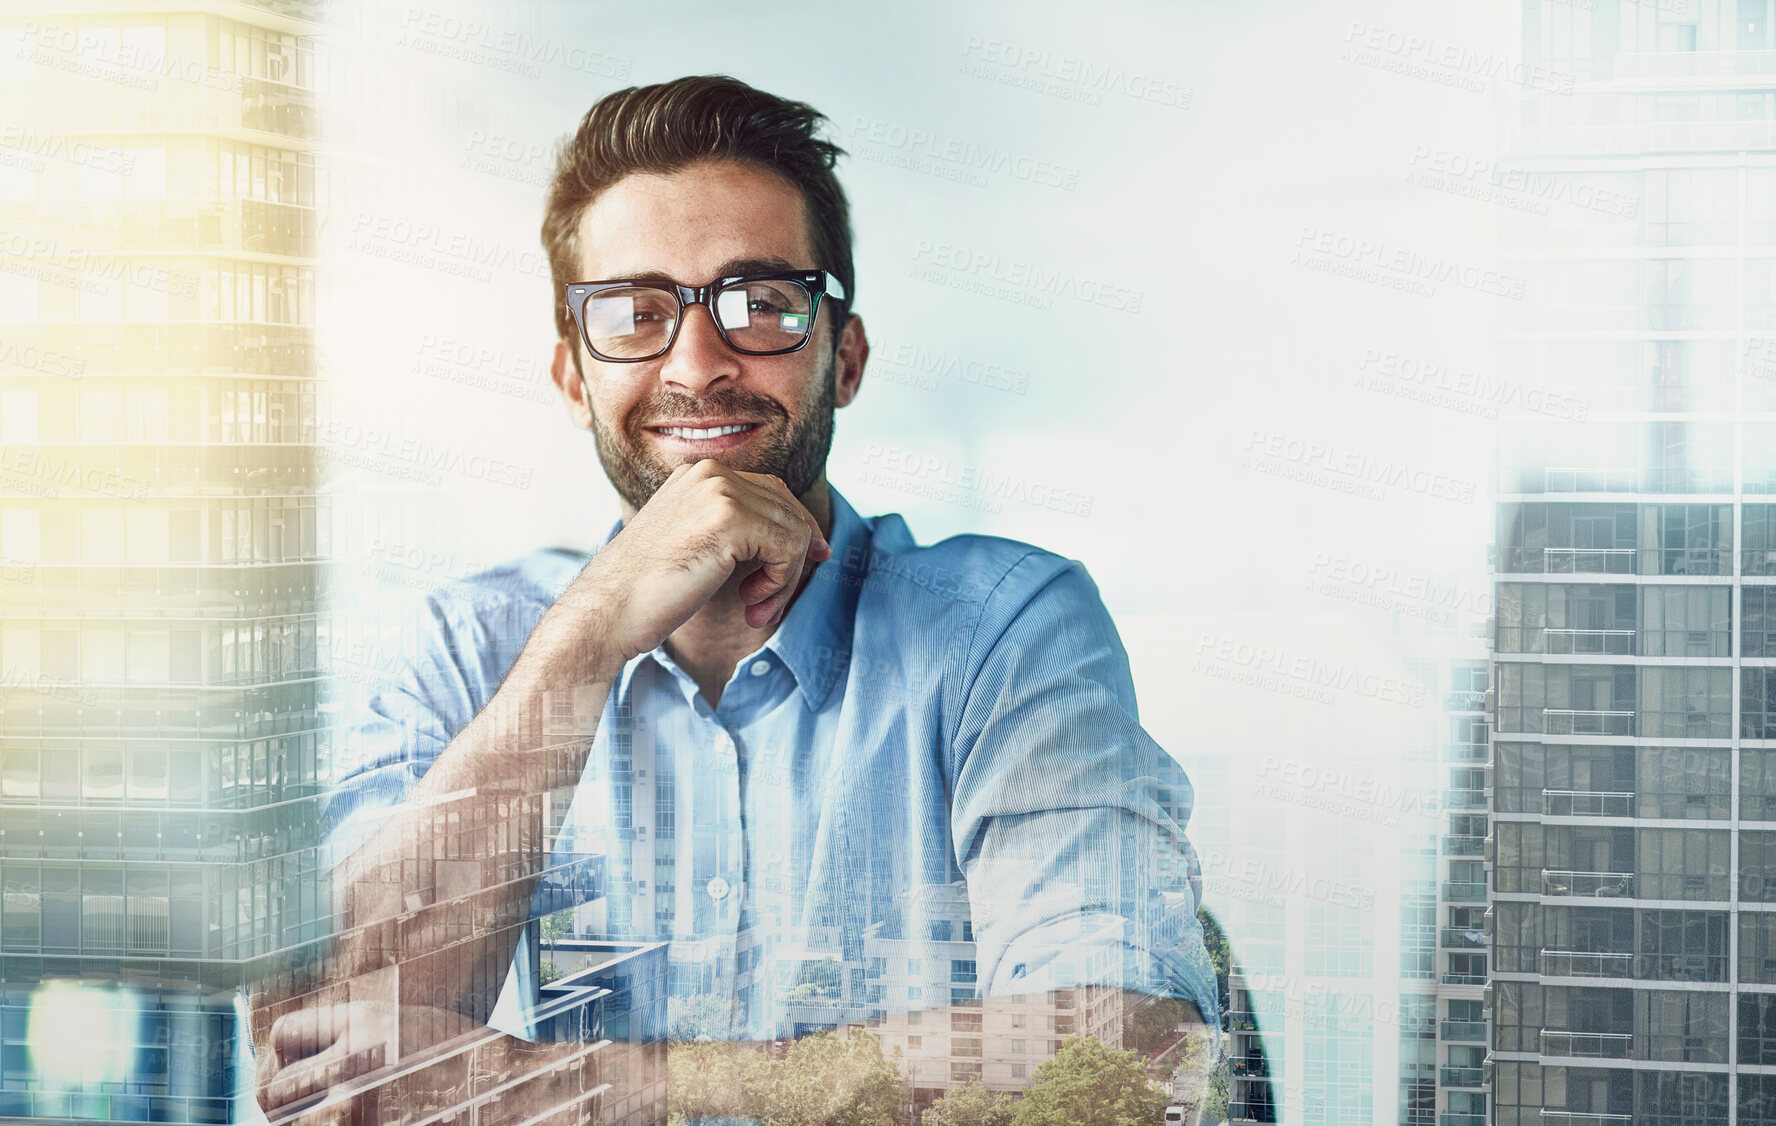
[1163,1106,1186,1124]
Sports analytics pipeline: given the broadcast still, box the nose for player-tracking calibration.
[658,300,741,395]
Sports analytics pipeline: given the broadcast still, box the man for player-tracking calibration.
[253,75,1218,1123]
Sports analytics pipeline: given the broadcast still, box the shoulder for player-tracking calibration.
[852,510,1087,614]
[378,546,586,698]
[424,546,587,629]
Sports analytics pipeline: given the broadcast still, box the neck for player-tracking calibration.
[620,475,834,707]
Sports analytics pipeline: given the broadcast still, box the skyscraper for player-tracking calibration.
[0,3,326,1120]
[1488,3,1776,1123]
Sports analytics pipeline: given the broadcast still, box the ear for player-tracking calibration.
[833,313,868,409]
[550,338,595,428]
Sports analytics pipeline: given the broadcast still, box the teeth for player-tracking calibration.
[659,424,754,439]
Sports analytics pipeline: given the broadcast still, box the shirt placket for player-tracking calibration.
[679,697,746,1037]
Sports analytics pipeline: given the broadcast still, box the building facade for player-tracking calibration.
[1488,2,1776,1124]
[0,2,328,1121]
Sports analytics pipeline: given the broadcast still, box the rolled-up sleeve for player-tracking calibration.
[319,594,481,872]
[948,554,1219,1031]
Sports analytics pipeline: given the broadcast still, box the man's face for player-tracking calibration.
[553,159,865,513]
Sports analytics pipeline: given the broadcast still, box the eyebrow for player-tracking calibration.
[594,256,799,285]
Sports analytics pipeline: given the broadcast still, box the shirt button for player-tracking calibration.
[715,732,735,758]
[706,876,731,901]
[748,659,771,678]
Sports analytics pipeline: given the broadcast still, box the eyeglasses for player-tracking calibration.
[564,269,848,363]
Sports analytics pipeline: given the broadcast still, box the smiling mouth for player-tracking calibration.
[648,423,762,440]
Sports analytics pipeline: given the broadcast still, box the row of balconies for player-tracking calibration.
[1497,546,1730,577]
[0,322,315,377]
[3,73,319,143]
[3,198,318,258]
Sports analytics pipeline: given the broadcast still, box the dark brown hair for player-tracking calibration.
[541,74,853,352]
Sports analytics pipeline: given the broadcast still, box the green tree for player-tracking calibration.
[1122,996,1197,1057]
[1198,1059,1230,1126]
[749,1031,905,1126]
[667,1038,759,1124]
[540,908,574,944]
[921,1079,1015,1126]
[799,957,843,996]
[1199,907,1231,1017]
[539,909,574,985]
[1010,1035,1168,1126]
[668,992,738,1042]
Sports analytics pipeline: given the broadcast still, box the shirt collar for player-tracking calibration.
[767,486,867,711]
[578,486,870,712]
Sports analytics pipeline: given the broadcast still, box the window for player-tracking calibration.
[1638,828,1730,901]
[1637,910,1727,982]
[1639,989,1726,1063]
[1742,832,1776,902]
[1,509,39,563]
[1742,914,1776,986]
[1743,994,1776,1065]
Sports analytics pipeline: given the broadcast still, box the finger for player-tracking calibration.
[732,470,831,556]
[263,1042,382,1114]
[718,484,813,598]
[737,548,803,627]
[269,1009,313,1070]
[726,477,830,574]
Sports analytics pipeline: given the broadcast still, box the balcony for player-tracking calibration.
[1,72,319,144]
[11,198,321,258]
[1228,1054,1270,1079]
[1440,928,1486,950]
[1441,972,1487,986]
[1439,1115,1486,1126]
[1542,790,1634,818]
[1443,881,1488,902]
[1538,1030,1633,1059]
[1540,547,1637,575]
[240,0,329,18]
[1541,870,1633,898]
[1613,49,1776,80]
[1439,1020,1486,1042]
[1535,1114,1633,1126]
[1542,628,1634,656]
[1444,835,1484,856]
[1511,120,1776,156]
[1539,950,1633,979]
[1439,1066,1483,1088]
[3,322,316,378]
[1446,788,1487,810]
[1445,689,1488,712]
[1537,466,1639,493]
[1542,709,1635,737]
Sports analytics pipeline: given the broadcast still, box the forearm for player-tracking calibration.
[277,575,623,1022]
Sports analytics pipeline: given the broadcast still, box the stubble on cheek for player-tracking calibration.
[584,358,836,508]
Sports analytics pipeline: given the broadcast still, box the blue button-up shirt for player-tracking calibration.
[322,487,1218,1042]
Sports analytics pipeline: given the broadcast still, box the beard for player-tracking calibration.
[586,350,837,512]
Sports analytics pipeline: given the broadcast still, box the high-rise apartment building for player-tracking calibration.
[1488,3,1776,1124]
[0,3,327,1120]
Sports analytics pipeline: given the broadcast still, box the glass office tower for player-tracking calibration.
[0,3,327,1120]
[1489,2,1776,1124]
